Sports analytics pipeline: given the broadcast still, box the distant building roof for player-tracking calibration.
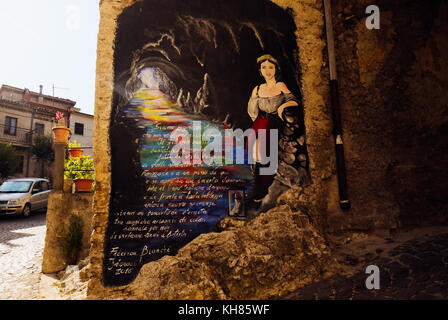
[72,111,94,117]
[0,84,77,106]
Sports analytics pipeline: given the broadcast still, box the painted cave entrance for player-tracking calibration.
[104,0,311,286]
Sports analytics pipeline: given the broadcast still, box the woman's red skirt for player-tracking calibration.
[247,112,281,200]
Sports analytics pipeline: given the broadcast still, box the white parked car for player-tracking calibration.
[0,178,51,217]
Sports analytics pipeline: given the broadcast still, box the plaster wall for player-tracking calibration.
[69,112,94,156]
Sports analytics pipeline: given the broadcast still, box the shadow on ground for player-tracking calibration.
[278,226,448,300]
[0,210,47,247]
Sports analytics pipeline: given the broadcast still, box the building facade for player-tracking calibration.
[0,84,94,181]
[69,111,94,157]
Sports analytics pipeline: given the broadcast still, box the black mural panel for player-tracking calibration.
[103,0,310,286]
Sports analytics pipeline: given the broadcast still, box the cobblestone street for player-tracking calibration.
[0,211,46,300]
[0,208,447,300]
[281,226,448,300]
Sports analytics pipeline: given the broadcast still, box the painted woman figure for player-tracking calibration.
[247,54,300,201]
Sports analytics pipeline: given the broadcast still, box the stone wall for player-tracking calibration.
[86,0,338,299]
[330,0,448,229]
[42,191,93,273]
[85,0,447,299]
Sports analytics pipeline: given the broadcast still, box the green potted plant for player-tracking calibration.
[68,140,83,158]
[64,155,95,192]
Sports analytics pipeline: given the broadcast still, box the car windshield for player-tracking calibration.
[0,181,33,193]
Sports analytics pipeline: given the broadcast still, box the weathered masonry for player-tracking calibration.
[85,0,448,299]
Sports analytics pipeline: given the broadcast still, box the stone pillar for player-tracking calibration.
[42,192,94,273]
[53,142,66,190]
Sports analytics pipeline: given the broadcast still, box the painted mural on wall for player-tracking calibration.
[104,0,311,286]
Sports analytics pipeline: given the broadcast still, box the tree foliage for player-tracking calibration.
[31,134,54,161]
[31,134,54,178]
[0,143,20,179]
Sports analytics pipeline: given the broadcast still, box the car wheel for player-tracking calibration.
[22,204,31,218]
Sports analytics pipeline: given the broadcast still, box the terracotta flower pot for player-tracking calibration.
[74,179,94,192]
[52,127,71,143]
[69,148,83,158]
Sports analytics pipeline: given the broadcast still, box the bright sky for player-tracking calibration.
[0,0,100,115]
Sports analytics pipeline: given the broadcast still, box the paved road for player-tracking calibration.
[0,207,446,300]
[0,211,47,300]
[280,230,448,300]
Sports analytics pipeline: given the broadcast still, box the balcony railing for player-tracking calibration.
[0,124,33,146]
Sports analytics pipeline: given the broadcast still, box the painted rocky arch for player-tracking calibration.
[109,0,311,199]
[103,0,312,286]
